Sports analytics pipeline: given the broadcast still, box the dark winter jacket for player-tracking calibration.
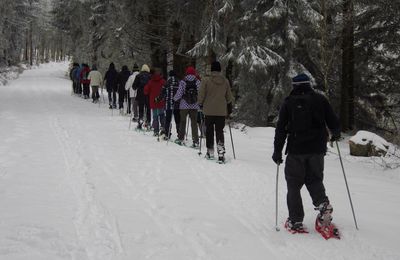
[132,71,151,102]
[144,73,166,109]
[160,76,180,110]
[104,63,118,92]
[117,66,131,93]
[273,84,340,156]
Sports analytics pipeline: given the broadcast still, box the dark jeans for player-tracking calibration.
[138,96,151,124]
[165,109,180,138]
[108,90,117,106]
[76,82,82,94]
[83,83,90,98]
[284,153,329,222]
[118,90,125,109]
[152,109,165,133]
[126,92,131,114]
[205,115,225,150]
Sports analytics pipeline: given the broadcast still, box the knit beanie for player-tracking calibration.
[292,73,311,86]
[141,64,150,73]
[132,63,139,71]
[185,66,196,76]
[211,61,221,72]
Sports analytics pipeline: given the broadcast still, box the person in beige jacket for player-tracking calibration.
[198,61,234,162]
[88,64,103,103]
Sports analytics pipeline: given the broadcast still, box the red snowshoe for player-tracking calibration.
[314,202,340,240]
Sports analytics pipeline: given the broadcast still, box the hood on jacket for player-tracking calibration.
[109,62,115,71]
[151,73,163,81]
[141,64,150,72]
[121,65,129,71]
[210,71,226,85]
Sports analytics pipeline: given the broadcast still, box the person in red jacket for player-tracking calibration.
[80,64,91,99]
[144,68,166,136]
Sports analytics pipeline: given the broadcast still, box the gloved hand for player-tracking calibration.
[154,96,162,103]
[330,132,341,142]
[272,152,283,165]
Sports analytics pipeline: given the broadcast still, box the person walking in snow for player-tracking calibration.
[272,73,341,233]
[144,68,166,136]
[88,64,103,103]
[197,61,234,163]
[158,70,180,140]
[74,64,83,95]
[104,62,118,109]
[70,63,79,94]
[132,64,151,129]
[80,64,91,99]
[117,65,131,114]
[125,64,140,120]
[173,66,201,147]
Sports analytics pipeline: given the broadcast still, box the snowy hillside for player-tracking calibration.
[0,63,399,260]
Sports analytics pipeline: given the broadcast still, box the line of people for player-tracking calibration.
[69,61,234,163]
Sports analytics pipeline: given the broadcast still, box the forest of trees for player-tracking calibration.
[1,0,399,142]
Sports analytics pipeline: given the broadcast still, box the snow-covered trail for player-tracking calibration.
[0,63,399,260]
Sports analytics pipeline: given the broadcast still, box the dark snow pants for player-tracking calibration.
[138,96,151,124]
[165,109,180,138]
[205,116,225,150]
[284,153,329,222]
[108,90,117,106]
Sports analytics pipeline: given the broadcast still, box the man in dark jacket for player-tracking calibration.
[117,65,131,113]
[104,62,118,109]
[132,64,151,129]
[272,73,341,232]
[159,70,180,140]
[198,61,234,163]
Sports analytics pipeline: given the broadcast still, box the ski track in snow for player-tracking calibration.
[50,116,124,259]
[0,62,399,260]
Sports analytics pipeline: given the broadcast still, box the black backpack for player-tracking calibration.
[182,80,198,104]
[287,93,321,133]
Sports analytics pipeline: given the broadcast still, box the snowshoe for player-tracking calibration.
[190,142,199,149]
[174,139,184,146]
[315,217,340,240]
[314,202,340,239]
[217,155,225,164]
[284,219,308,234]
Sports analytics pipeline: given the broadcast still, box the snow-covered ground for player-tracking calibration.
[0,62,399,260]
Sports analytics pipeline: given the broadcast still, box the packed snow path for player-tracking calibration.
[0,63,399,260]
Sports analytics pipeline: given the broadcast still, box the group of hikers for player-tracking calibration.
[69,61,234,163]
[69,60,342,237]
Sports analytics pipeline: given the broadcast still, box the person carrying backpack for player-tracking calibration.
[132,64,151,129]
[88,64,103,103]
[144,68,166,136]
[158,70,180,140]
[117,65,131,113]
[80,64,91,99]
[104,62,118,109]
[173,66,201,147]
[272,73,341,233]
[125,64,140,120]
[198,61,234,163]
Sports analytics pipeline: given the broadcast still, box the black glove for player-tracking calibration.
[154,96,161,103]
[272,152,283,165]
[330,131,341,142]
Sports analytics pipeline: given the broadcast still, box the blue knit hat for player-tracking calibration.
[292,73,311,86]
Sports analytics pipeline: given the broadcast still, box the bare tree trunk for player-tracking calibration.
[340,0,355,131]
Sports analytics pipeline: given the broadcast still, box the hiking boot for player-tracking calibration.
[315,202,333,226]
[191,141,199,148]
[285,219,307,233]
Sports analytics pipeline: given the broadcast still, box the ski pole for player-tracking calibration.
[336,141,359,230]
[275,163,280,231]
[185,114,189,141]
[198,116,205,156]
[228,121,236,159]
